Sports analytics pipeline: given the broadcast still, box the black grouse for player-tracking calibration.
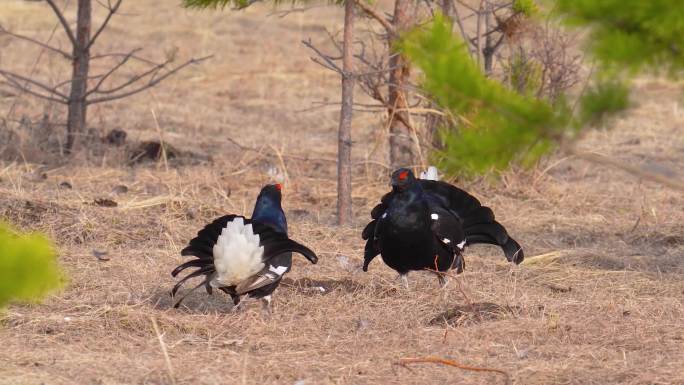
[362,168,523,287]
[171,184,318,312]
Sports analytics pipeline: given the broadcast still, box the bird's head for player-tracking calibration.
[253,183,287,233]
[390,168,417,191]
[257,183,283,202]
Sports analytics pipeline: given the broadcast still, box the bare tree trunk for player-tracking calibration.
[441,0,453,20]
[65,0,92,154]
[388,0,414,170]
[337,0,355,226]
[483,3,494,76]
[422,0,453,152]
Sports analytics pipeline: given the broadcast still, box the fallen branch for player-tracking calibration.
[395,356,510,384]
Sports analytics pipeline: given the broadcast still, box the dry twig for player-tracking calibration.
[395,356,510,384]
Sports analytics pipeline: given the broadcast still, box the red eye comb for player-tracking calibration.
[275,183,282,191]
[398,170,409,180]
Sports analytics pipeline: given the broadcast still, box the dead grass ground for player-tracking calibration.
[1,1,684,384]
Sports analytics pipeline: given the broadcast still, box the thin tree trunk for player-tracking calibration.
[483,2,494,76]
[337,0,355,226]
[424,0,453,152]
[441,0,453,21]
[388,0,414,170]
[65,0,92,154]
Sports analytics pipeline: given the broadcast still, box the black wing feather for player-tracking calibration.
[420,179,523,264]
[171,259,212,277]
[428,205,465,254]
[263,237,318,264]
[362,192,393,270]
[171,265,215,297]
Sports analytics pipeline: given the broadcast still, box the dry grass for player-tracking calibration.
[1,1,684,384]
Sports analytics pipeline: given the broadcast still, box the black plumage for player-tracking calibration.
[362,168,523,286]
[171,184,318,310]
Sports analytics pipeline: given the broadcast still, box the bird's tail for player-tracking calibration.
[462,207,524,264]
[170,217,231,308]
[170,258,216,308]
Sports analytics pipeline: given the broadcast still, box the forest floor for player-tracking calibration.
[1,1,683,384]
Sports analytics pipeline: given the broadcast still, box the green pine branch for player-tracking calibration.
[400,15,573,176]
[554,0,684,73]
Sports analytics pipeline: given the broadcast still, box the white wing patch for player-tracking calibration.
[381,212,388,219]
[431,213,439,220]
[268,265,288,276]
[441,238,451,244]
[210,217,265,287]
[456,240,466,250]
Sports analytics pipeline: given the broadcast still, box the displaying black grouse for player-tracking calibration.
[362,168,523,287]
[171,184,318,311]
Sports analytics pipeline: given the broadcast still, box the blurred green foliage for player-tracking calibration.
[553,0,684,73]
[401,14,636,176]
[579,79,630,127]
[512,0,538,16]
[183,0,250,8]
[182,0,322,9]
[503,50,543,97]
[0,222,64,309]
[185,0,641,177]
[401,15,574,176]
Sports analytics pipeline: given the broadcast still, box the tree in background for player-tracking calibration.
[337,0,355,224]
[399,1,684,191]
[0,222,65,309]
[0,0,210,154]
[185,0,358,225]
[351,0,568,170]
[401,15,574,176]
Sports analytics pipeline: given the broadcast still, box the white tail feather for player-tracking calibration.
[211,217,264,287]
[420,166,440,181]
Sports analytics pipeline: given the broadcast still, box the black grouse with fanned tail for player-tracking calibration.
[362,168,523,286]
[171,184,318,311]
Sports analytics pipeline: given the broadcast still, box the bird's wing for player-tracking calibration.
[252,222,318,265]
[234,264,285,295]
[361,192,393,271]
[233,224,317,294]
[419,180,486,222]
[362,215,386,271]
[426,203,466,254]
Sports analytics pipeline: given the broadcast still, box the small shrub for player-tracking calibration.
[0,222,65,308]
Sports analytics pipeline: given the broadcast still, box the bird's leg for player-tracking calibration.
[398,274,409,290]
[260,295,272,317]
[454,253,465,274]
[230,294,244,313]
[436,273,449,288]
